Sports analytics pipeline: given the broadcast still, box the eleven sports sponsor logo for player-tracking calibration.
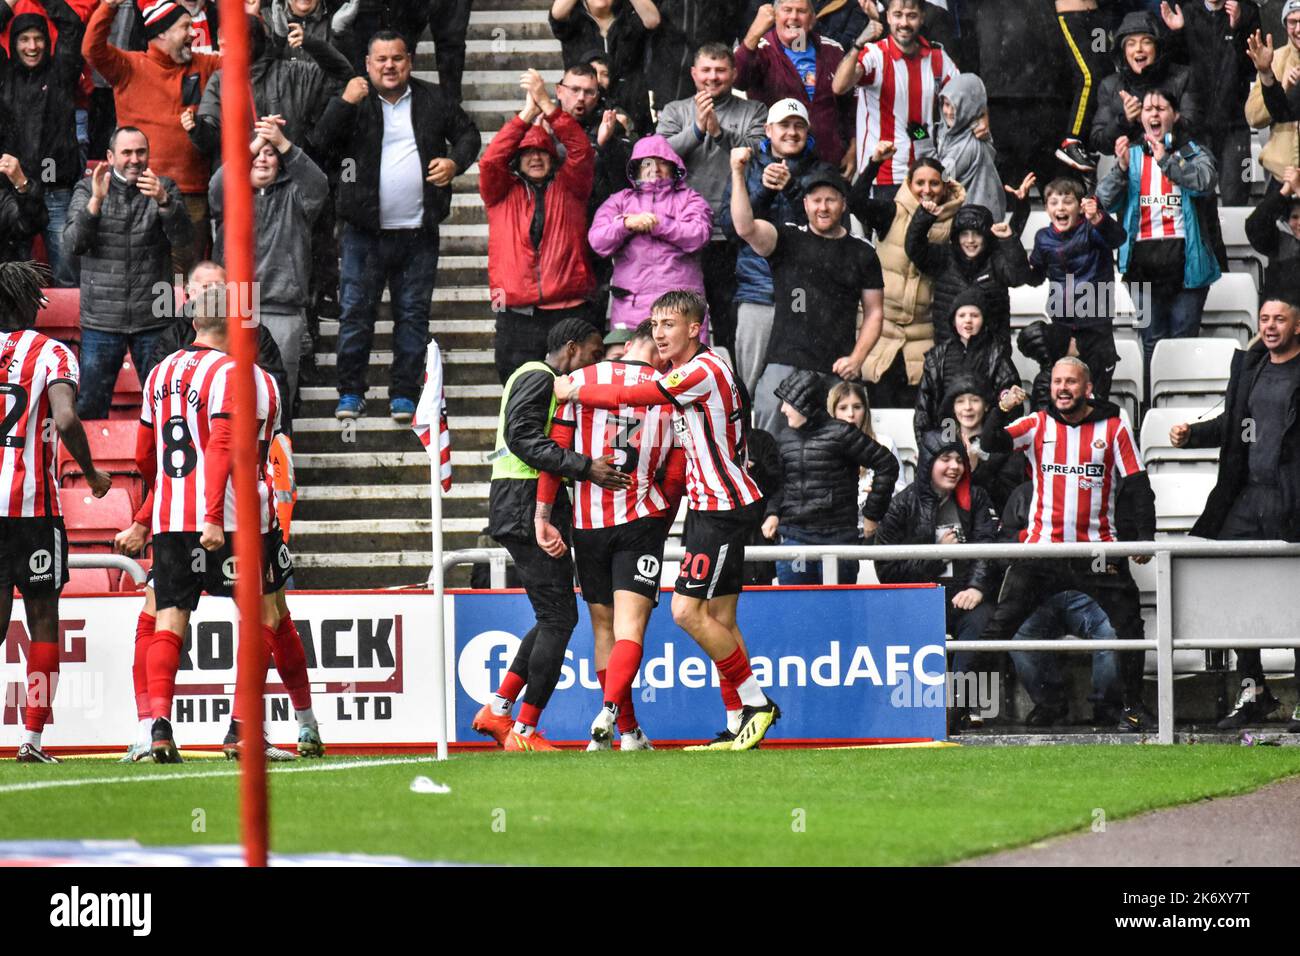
[457,631,946,706]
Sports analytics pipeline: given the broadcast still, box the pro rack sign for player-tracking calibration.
[1,593,445,749]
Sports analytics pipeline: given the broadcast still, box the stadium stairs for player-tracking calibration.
[293,0,556,589]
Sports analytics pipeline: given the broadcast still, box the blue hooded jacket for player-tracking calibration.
[718,136,836,306]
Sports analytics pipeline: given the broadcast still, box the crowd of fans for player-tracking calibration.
[1,0,1298,730]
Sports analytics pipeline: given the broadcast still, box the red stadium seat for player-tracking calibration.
[36,288,81,348]
[116,555,151,591]
[62,488,133,551]
[64,567,118,595]
[110,359,143,418]
[60,419,139,477]
[59,419,144,512]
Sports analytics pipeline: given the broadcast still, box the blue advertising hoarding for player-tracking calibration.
[453,585,948,743]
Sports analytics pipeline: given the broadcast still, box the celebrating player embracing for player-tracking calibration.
[0,263,112,763]
[536,320,687,752]
[555,291,780,751]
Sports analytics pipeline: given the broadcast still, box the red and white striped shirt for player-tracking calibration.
[0,330,78,519]
[1005,410,1143,544]
[853,35,958,185]
[1135,150,1185,241]
[555,360,677,529]
[142,347,280,534]
[656,348,762,512]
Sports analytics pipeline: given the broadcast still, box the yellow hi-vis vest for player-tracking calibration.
[490,361,558,481]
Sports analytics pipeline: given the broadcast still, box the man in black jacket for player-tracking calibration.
[0,0,85,286]
[1170,295,1300,731]
[480,319,630,749]
[1159,0,1260,205]
[765,368,899,584]
[312,31,480,424]
[874,437,1000,728]
[65,127,194,420]
[980,358,1158,732]
[0,151,47,265]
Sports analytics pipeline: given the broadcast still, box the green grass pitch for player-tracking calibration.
[2,746,1299,866]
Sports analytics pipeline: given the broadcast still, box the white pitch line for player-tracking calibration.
[0,756,444,796]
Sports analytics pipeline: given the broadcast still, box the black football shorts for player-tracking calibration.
[675,501,764,600]
[573,515,670,606]
[152,528,294,611]
[0,517,70,597]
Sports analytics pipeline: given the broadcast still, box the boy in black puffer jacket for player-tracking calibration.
[765,369,899,586]
[904,202,1034,348]
[874,438,1002,731]
[914,290,1020,441]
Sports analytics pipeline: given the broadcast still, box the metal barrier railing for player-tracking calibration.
[440,540,1300,745]
[69,553,148,585]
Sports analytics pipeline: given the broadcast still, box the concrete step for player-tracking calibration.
[446,195,487,226]
[297,381,500,418]
[426,68,561,102]
[465,9,552,41]
[291,550,479,590]
[293,517,483,554]
[295,450,442,484]
[473,0,554,10]
[456,43,563,73]
[293,449,493,485]
[315,316,494,352]
[295,481,489,520]
[291,414,431,453]
[292,412,496,452]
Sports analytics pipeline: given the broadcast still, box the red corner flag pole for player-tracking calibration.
[218,0,269,867]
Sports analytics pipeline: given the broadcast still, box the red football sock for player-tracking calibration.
[133,612,155,720]
[604,639,641,708]
[596,667,606,692]
[615,687,638,734]
[496,670,525,702]
[719,677,741,711]
[24,641,60,732]
[147,629,183,720]
[715,647,753,694]
[270,617,313,710]
[517,702,541,728]
[232,639,270,723]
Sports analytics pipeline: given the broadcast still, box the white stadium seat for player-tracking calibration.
[1218,205,1264,289]
[1139,406,1221,474]
[1009,284,1049,328]
[1149,338,1236,408]
[1011,344,1037,392]
[1148,473,1216,534]
[1019,211,1050,253]
[1201,272,1258,346]
[1111,337,1144,427]
[871,408,918,485]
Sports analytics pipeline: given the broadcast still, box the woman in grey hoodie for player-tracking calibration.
[936,73,1005,221]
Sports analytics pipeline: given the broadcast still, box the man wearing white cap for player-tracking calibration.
[656,42,768,359]
[719,96,837,397]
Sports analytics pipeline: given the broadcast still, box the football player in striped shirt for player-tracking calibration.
[555,291,780,751]
[132,286,321,762]
[0,263,113,763]
[979,357,1158,732]
[536,320,686,752]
